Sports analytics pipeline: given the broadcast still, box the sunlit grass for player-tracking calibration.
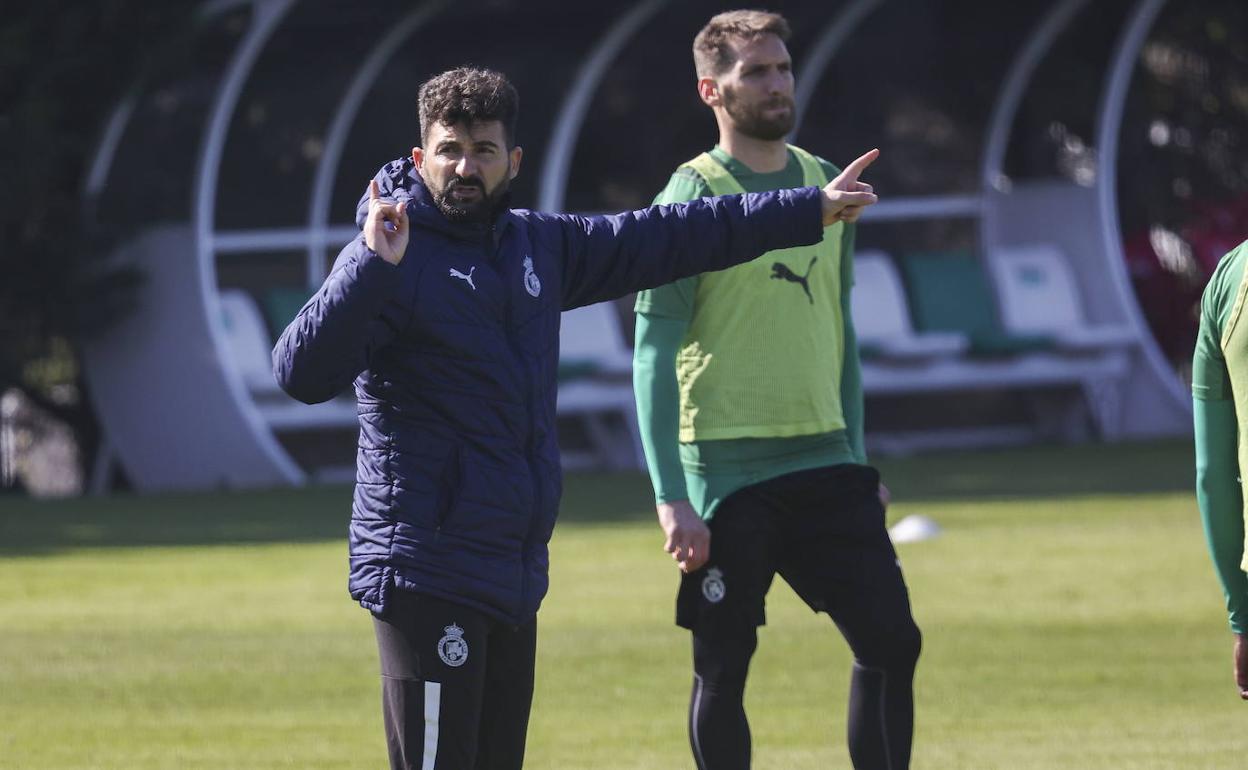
[3,441,1243,768]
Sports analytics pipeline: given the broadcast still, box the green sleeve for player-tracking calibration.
[1192,258,1234,402]
[633,170,707,320]
[632,169,708,503]
[1193,259,1248,633]
[839,223,866,463]
[628,169,708,504]
[793,156,868,460]
[1194,397,1248,633]
[814,157,865,461]
[634,312,689,503]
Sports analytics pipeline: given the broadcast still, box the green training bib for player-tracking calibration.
[676,146,847,442]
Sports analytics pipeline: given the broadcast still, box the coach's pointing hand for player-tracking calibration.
[658,500,710,573]
[821,148,879,226]
[365,179,410,265]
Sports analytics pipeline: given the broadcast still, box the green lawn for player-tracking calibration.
[1,440,1244,768]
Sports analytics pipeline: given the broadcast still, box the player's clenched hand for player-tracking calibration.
[1234,633,1248,699]
[821,148,879,226]
[657,500,710,573]
[365,179,410,265]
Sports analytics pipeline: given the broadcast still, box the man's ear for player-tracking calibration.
[508,145,523,181]
[697,77,721,108]
[411,146,424,171]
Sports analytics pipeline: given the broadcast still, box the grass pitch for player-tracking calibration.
[1,440,1245,768]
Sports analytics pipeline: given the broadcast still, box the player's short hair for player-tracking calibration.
[418,67,519,147]
[692,9,792,78]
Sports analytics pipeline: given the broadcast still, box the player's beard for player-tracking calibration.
[722,85,795,141]
[431,174,511,224]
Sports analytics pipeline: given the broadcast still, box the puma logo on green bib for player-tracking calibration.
[771,256,817,304]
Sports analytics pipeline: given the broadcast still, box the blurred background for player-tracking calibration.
[2,0,1245,497]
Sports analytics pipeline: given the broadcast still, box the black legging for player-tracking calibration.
[690,620,920,770]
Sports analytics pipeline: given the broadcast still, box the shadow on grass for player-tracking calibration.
[563,440,1197,523]
[0,485,359,557]
[0,440,1193,556]
[875,438,1194,502]
[0,473,664,556]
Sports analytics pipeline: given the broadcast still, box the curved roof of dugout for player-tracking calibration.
[83,0,1191,490]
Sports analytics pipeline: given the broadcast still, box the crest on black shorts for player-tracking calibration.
[438,623,469,667]
[701,567,726,603]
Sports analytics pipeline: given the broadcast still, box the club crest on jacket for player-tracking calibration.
[523,256,541,298]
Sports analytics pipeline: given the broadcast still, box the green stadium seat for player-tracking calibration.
[262,287,312,340]
[852,250,968,360]
[899,251,1053,357]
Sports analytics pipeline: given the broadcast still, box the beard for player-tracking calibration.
[429,173,511,224]
[722,86,795,141]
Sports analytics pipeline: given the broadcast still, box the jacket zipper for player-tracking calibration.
[497,224,543,624]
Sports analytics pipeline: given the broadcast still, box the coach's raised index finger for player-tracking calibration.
[840,148,880,183]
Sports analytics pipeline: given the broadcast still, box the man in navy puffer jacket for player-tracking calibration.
[272,66,878,770]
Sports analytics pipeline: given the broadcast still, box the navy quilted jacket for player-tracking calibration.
[273,158,823,623]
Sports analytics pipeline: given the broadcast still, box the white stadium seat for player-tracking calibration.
[988,244,1136,353]
[218,289,357,431]
[557,301,643,469]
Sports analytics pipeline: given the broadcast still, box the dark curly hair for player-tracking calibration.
[417,67,519,147]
